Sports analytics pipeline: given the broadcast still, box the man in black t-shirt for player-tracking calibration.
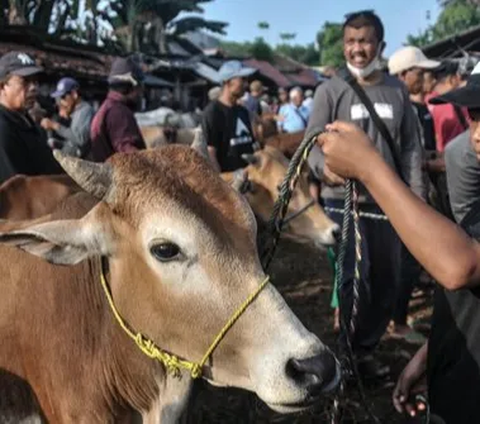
[202,60,257,172]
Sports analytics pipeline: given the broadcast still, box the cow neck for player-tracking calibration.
[95,257,160,412]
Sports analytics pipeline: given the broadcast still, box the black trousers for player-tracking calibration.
[393,244,422,325]
[325,199,401,354]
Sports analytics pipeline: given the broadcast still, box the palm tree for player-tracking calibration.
[3,0,81,37]
[104,0,227,54]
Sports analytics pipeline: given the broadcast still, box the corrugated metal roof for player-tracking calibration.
[144,74,174,87]
[243,59,291,87]
[422,24,480,58]
[0,43,111,79]
[191,61,220,83]
[285,68,321,87]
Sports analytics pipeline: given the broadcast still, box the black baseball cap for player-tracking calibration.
[0,51,43,79]
[429,61,480,108]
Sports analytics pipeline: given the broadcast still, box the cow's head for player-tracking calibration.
[230,146,339,247]
[0,147,339,413]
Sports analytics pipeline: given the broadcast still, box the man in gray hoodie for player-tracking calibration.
[41,77,94,158]
[306,10,426,378]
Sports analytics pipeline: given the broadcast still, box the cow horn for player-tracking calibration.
[53,150,113,200]
[190,127,210,161]
[241,153,259,166]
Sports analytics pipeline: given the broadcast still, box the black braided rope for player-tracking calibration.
[331,180,381,424]
[349,181,360,338]
[260,133,381,423]
[260,134,319,270]
[329,178,353,424]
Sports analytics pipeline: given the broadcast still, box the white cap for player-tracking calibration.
[388,46,440,75]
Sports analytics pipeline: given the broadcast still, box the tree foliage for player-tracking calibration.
[317,22,344,68]
[1,0,83,37]
[104,0,227,53]
[257,21,269,30]
[219,39,320,66]
[0,0,228,55]
[279,32,296,42]
[250,37,274,61]
[218,40,252,57]
[407,0,480,46]
[276,43,319,66]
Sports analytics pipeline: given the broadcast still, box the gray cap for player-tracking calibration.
[218,60,256,83]
[108,56,145,86]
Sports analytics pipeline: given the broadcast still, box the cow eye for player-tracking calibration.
[150,243,181,262]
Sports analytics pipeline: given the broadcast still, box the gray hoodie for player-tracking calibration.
[54,100,94,158]
[306,74,426,203]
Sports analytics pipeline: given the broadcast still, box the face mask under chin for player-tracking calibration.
[346,44,383,79]
[347,57,380,79]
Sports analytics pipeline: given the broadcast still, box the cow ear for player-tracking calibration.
[0,213,112,265]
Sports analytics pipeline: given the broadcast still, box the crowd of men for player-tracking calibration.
[0,53,147,185]
[1,8,480,424]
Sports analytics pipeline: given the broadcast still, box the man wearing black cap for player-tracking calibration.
[392,61,480,423]
[90,56,146,162]
[0,51,62,184]
[40,77,94,158]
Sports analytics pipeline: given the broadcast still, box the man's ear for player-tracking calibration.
[0,207,114,265]
[379,40,386,56]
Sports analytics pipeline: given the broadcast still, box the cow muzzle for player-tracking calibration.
[315,222,341,247]
[266,349,341,413]
[287,350,340,397]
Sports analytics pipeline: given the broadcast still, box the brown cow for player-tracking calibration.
[140,126,196,149]
[254,116,305,159]
[0,135,209,222]
[0,147,339,423]
[223,145,339,247]
[0,173,80,220]
[264,130,305,159]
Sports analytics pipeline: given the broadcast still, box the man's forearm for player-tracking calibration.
[54,124,74,141]
[361,154,480,290]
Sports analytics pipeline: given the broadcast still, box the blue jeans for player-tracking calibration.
[325,199,401,354]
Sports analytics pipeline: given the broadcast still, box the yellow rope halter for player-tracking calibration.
[99,267,270,379]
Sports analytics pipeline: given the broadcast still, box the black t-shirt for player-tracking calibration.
[0,104,63,185]
[412,101,436,152]
[428,201,480,423]
[201,100,255,172]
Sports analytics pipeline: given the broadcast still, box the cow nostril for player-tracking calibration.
[286,350,338,396]
[331,225,341,243]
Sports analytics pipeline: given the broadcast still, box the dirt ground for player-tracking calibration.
[184,238,433,424]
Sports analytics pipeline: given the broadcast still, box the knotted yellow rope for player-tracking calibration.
[100,269,270,379]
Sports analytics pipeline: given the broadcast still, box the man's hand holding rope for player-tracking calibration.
[317,121,380,181]
[317,120,480,292]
